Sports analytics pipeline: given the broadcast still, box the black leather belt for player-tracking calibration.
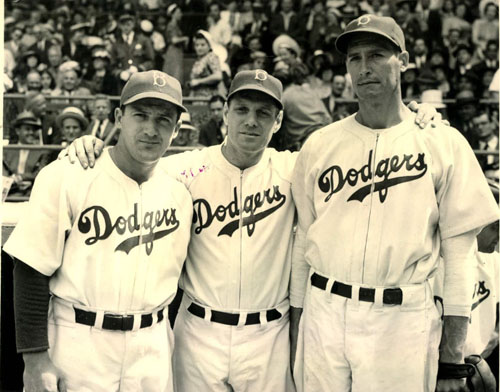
[74,307,164,331]
[311,273,403,305]
[187,302,282,326]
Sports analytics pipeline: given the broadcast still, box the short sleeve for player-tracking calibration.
[435,129,499,239]
[4,162,72,276]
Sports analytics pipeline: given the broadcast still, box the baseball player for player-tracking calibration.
[64,70,443,392]
[4,70,193,392]
[289,15,499,392]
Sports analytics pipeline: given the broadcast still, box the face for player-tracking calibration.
[72,28,85,42]
[93,57,107,70]
[209,4,220,19]
[210,99,224,122]
[32,26,42,40]
[61,117,83,143]
[485,4,497,20]
[224,91,282,156]
[472,113,494,139]
[172,129,190,146]
[281,0,293,12]
[94,99,111,120]
[27,72,42,91]
[62,70,78,91]
[346,35,407,101]
[321,69,333,83]
[16,124,41,144]
[332,75,346,96]
[48,47,62,66]
[253,57,266,69]
[120,19,135,35]
[248,38,261,52]
[26,55,38,68]
[456,49,471,64]
[194,38,210,57]
[430,52,444,66]
[448,30,460,44]
[458,103,476,120]
[41,71,53,88]
[115,99,180,165]
[434,68,446,81]
[278,47,295,64]
[485,43,498,60]
[455,4,466,17]
[12,28,23,41]
[477,220,499,253]
[413,39,427,55]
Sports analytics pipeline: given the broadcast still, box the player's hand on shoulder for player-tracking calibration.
[408,101,450,129]
[23,351,67,392]
[58,135,104,169]
[436,377,469,392]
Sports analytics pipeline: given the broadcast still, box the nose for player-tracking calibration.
[244,110,258,128]
[142,118,160,137]
[359,56,371,77]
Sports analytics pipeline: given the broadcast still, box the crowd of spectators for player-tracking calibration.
[3,0,499,198]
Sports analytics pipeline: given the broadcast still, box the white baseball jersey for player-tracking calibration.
[4,149,193,312]
[291,113,499,302]
[163,145,297,311]
[432,250,500,356]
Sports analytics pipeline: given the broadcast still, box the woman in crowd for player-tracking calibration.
[188,30,223,98]
[40,67,56,95]
[163,4,189,83]
[472,2,499,60]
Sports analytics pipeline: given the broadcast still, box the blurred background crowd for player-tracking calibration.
[2,0,499,198]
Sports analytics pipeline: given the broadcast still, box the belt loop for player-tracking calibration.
[374,288,384,310]
[259,310,268,327]
[325,278,334,303]
[94,309,105,330]
[351,285,360,308]
[204,307,212,322]
[132,313,141,332]
[237,311,247,328]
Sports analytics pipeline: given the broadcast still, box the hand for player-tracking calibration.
[23,351,67,392]
[61,135,104,169]
[408,101,450,129]
[436,378,469,392]
[190,78,199,88]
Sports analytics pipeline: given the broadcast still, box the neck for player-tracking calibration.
[221,142,264,170]
[109,146,156,185]
[480,134,495,143]
[356,92,410,129]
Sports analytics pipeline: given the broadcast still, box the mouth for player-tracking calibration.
[138,140,160,145]
[240,131,260,137]
[358,80,379,86]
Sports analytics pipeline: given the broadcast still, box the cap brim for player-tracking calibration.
[336,30,402,55]
[228,85,283,109]
[16,121,42,128]
[122,92,187,112]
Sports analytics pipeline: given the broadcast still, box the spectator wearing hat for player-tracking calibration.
[410,38,430,70]
[280,62,332,151]
[62,23,91,68]
[421,89,448,118]
[450,44,475,84]
[12,50,41,93]
[207,2,233,48]
[472,39,499,75]
[87,96,116,145]
[272,34,301,70]
[55,106,89,147]
[27,24,53,65]
[140,19,166,68]
[163,4,189,84]
[171,112,198,147]
[199,94,226,146]
[270,0,305,44]
[470,109,499,175]
[3,111,49,197]
[82,47,118,95]
[111,12,155,90]
[449,89,478,141]
[188,30,224,98]
[250,51,268,70]
[472,2,499,60]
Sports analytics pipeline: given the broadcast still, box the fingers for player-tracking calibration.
[83,137,96,168]
[57,147,69,160]
[430,112,443,128]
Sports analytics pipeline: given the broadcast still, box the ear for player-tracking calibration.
[272,110,283,134]
[172,118,181,140]
[398,51,410,72]
[114,107,123,126]
[223,101,229,126]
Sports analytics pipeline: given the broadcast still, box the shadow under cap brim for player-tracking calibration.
[228,86,283,110]
[122,92,187,113]
[336,30,404,55]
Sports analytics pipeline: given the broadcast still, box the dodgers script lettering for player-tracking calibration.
[78,203,179,255]
[318,150,427,203]
[193,185,286,237]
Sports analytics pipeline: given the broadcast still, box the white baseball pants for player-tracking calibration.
[47,297,174,392]
[173,294,296,392]
[294,277,441,392]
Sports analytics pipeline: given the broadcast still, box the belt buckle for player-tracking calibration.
[103,313,134,331]
[383,288,403,305]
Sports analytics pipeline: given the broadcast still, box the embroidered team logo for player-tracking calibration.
[357,15,371,25]
[78,203,180,255]
[318,150,427,203]
[153,71,168,87]
[193,185,286,237]
[255,70,268,81]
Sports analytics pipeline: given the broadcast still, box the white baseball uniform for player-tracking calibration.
[161,145,297,392]
[290,113,499,392]
[4,149,192,391]
[432,250,500,357]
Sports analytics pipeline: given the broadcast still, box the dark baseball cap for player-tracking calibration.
[335,14,406,55]
[227,69,283,110]
[120,70,187,112]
